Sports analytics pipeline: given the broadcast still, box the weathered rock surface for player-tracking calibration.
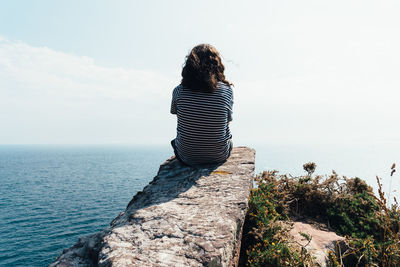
[50,147,255,267]
[288,221,346,267]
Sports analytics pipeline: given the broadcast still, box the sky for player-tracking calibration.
[1,0,400,146]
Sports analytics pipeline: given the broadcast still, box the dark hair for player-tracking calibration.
[181,44,231,93]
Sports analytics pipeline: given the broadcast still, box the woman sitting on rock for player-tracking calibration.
[170,44,234,166]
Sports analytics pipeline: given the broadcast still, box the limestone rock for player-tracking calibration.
[50,147,255,267]
[288,221,346,267]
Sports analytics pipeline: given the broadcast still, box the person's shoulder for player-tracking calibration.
[174,84,183,90]
[217,81,233,95]
[218,81,232,89]
[172,84,183,95]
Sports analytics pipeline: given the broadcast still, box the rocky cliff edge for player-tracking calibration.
[50,147,255,267]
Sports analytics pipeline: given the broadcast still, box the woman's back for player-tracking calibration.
[171,82,233,165]
[170,44,233,166]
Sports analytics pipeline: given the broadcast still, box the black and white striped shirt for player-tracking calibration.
[171,82,233,165]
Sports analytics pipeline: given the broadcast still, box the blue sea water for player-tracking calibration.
[0,145,171,267]
[0,144,399,266]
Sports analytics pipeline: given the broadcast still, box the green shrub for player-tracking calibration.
[240,165,400,266]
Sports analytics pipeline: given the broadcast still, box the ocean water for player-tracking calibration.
[0,144,399,266]
[0,145,171,266]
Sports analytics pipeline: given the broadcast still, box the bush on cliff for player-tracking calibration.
[240,163,400,267]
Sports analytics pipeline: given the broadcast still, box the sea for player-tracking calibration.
[0,144,399,266]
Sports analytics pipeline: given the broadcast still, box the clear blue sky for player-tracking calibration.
[1,0,400,145]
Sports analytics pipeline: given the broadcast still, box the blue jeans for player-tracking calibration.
[170,139,233,166]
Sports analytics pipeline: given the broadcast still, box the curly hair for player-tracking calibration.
[181,44,231,93]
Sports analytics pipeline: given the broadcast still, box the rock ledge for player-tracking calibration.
[51,147,255,267]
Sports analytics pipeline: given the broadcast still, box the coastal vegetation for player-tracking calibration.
[239,163,400,266]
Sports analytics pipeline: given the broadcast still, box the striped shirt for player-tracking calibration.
[170,82,233,165]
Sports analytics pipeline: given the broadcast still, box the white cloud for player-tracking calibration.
[1,36,399,146]
[0,38,174,100]
[0,38,177,144]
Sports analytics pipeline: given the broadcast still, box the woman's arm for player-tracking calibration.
[227,87,234,122]
[170,85,180,115]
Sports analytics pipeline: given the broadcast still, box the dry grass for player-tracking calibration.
[239,163,400,266]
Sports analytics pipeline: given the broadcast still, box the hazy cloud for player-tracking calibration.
[1,35,399,146]
[0,38,176,144]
